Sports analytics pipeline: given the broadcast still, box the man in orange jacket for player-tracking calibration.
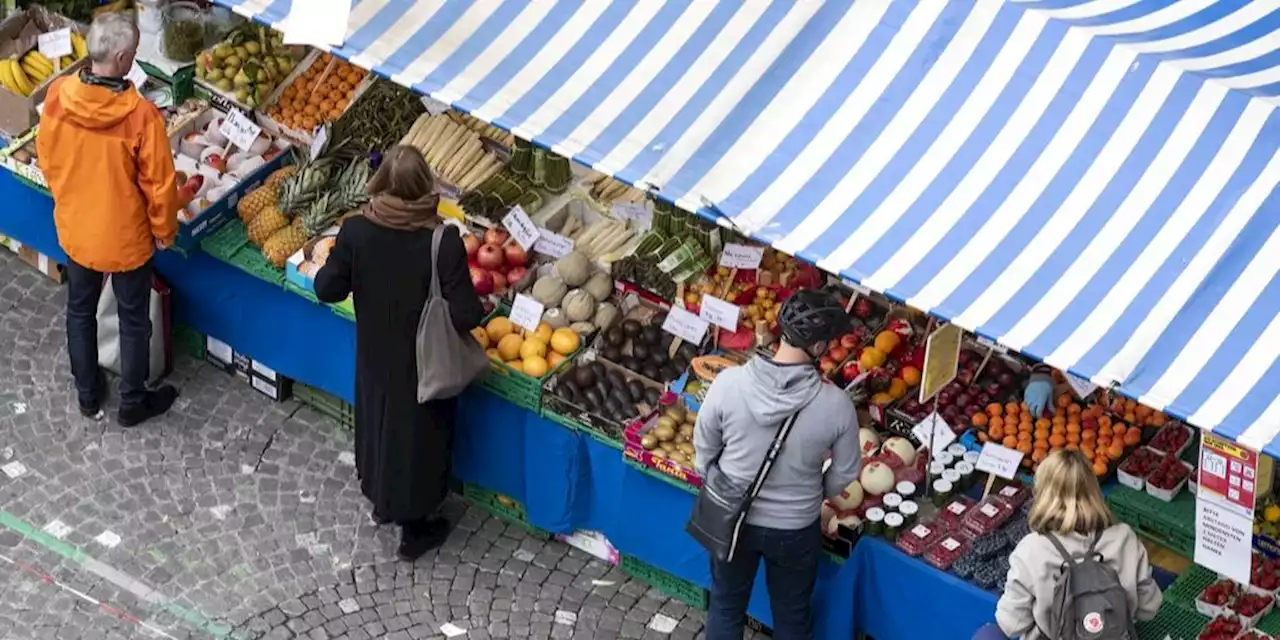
[38,13,187,427]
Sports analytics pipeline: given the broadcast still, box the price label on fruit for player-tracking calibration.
[941,538,960,552]
[1064,373,1098,399]
[911,412,955,455]
[219,109,262,152]
[532,228,574,258]
[698,295,739,331]
[421,95,450,116]
[309,125,329,161]
[946,502,967,516]
[662,307,708,345]
[502,205,541,251]
[910,525,930,539]
[719,243,764,270]
[508,294,544,333]
[38,28,72,60]
[980,503,1000,518]
[975,443,1024,480]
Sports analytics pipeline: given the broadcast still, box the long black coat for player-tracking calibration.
[315,217,484,523]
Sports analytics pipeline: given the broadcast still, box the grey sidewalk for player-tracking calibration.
[0,251,760,640]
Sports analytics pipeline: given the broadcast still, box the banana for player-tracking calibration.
[9,61,33,97]
[20,60,44,84]
[0,60,15,96]
[24,52,53,77]
[71,33,87,60]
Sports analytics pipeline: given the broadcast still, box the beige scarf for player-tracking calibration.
[362,193,439,231]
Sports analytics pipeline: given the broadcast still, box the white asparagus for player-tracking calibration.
[414,116,446,155]
[400,114,429,147]
[428,121,464,168]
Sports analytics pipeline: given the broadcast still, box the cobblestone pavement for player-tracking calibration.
[0,252,761,640]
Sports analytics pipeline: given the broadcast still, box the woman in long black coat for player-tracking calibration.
[315,146,485,560]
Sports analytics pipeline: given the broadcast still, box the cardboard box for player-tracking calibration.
[256,49,375,147]
[0,8,87,137]
[204,335,293,401]
[0,234,62,282]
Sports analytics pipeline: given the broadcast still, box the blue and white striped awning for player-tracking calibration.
[215,0,1280,454]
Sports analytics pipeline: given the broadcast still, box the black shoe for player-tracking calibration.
[117,385,178,428]
[397,518,450,561]
[78,370,107,421]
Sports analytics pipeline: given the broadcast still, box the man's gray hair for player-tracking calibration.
[86,13,139,63]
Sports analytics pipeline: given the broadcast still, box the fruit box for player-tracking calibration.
[1147,423,1195,458]
[256,49,377,147]
[1197,580,1242,620]
[1146,459,1194,502]
[1117,446,1165,491]
[1237,630,1276,640]
[896,519,949,557]
[475,306,580,412]
[1229,592,1274,629]
[542,353,665,446]
[623,399,703,490]
[0,7,87,137]
[593,292,700,389]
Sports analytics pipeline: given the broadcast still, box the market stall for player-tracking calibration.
[3,1,1280,639]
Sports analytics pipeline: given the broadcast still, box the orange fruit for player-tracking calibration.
[1098,415,1112,429]
[1081,444,1095,460]
[1032,449,1048,463]
[1068,403,1082,415]
[1081,431,1096,444]
[1003,436,1018,448]
[1053,415,1066,427]
[1018,430,1032,442]
[1094,461,1108,477]
[1049,434,1066,448]
[972,413,988,427]
[1057,394,1071,409]
[1036,418,1052,430]
[1035,427,1050,440]
[1124,430,1142,446]
[1150,412,1167,426]
[1019,421,1033,434]
[1067,423,1081,435]
[989,416,1004,431]
[1006,402,1021,417]
[990,426,1005,440]
[1135,405,1151,419]
[987,403,1003,417]
[978,431,991,443]
[902,367,921,386]
[1108,442,1125,459]
[1066,443,1080,451]
[1017,441,1033,454]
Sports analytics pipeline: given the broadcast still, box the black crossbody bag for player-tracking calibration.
[685,412,801,562]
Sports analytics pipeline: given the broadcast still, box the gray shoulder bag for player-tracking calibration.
[416,228,489,402]
[685,412,801,562]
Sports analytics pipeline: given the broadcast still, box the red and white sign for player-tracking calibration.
[1199,433,1258,515]
[1196,433,1258,585]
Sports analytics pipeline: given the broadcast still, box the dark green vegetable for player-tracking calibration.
[331,80,426,153]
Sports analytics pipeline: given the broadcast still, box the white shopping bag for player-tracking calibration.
[97,275,172,384]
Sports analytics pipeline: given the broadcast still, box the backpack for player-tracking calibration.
[1045,532,1135,640]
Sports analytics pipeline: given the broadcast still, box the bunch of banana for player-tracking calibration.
[0,33,90,98]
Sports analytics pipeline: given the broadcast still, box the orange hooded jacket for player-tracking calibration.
[37,73,179,273]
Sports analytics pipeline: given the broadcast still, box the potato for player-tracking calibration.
[641,434,658,450]
[654,425,675,442]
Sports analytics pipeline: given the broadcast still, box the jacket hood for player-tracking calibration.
[741,357,823,426]
[56,76,140,130]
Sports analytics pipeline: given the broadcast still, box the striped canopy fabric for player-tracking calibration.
[215,0,1280,454]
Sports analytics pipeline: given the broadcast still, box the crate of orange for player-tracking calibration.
[259,51,375,146]
[972,391,1145,477]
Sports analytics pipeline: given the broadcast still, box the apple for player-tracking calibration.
[484,228,510,246]
[841,361,860,382]
[476,243,505,270]
[469,266,494,296]
[506,265,528,286]
[840,334,859,350]
[463,234,480,258]
[504,243,528,267]
[819,357,837,375]
[184,174,205,192]
[490,270,508,293]
[205,153,226,173]
[829,346,849,363]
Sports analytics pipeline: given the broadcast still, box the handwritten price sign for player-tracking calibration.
[719,243,764,270]
[502,206,541,251]
[219,109,262,152]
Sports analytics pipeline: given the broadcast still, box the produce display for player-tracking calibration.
[548,359,663,437]
[523,250,619,335]
[596,313,698,385]
[458,169,545,223]
[473,315,581,378]
[972,391,1147,476]
[509,139,571,193]
[1199,615,1243,640]
[400,113,507,191]
[583,171,645,205]
[194,24,297,108]
[264,53,367,136]
[1,34,84,98]
[329,80,426,153]
[633,404,699,470]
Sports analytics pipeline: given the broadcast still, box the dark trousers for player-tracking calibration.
[706,521,821,640]
[66,259,153,409]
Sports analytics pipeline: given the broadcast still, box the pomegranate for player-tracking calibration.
[506,265,528,286]
[476,243,505,270]
[490,270,508,293]
[469,266,494,295]
[463,234,480,259]
[483,228,510,246]
[503,244,528,267]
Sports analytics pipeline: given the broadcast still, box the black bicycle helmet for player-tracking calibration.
[778,288,852,347]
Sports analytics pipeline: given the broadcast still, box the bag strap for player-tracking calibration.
[1086,529,1104,555]
[1046,533,1076,565]
[428,228,445,300]
[742,411,803,505]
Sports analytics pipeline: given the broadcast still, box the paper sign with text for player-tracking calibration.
[1195,434,1258,584]
[698,295,739,331]
[38,28,72,59]
[502,205,540,251]
[219,109,262,152]
[125,61,148,88]
[662,307,708,344]
[611,202,649,224]
[508,294,544,333]
[911,412,956,455]
[974,335,1007,354]
[309,125,329,161]
[719,244,764,270]
[975,443,1024,479]
[1064,373,1098,400]
[533,229,574,258]
[283,0,351,47]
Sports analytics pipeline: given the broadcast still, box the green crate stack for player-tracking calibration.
[173,324,205,360]
[200,221,285,285]
[461,483,549,538]
[1107,486,1196,559]
[293,383,354,429]
[1258,609,1280,637]
[1136,600,1208,640]
[477,364,545,411]
[1163,564,1218,610]
[618,554,708,611]
[539,405,624,450]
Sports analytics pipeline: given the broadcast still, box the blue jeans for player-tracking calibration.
[66,259,153,409]
[706,520,820,640]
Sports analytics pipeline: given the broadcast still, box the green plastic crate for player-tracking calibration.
[540,405,624,450]
[293,383,354,429]
[619,554,708,611]
[173,324,205,360]
[1163,564,1218,609]
[200,221,285,285]
[1108,487,1196,559]
[624,458,697,496]
[1257,609,1280,636]
[284,281,320,304]
[1136,601,1208,640]
[461,483,549,538]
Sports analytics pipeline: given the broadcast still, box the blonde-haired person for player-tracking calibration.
[979,450,1161,639]
[315,146,485,560]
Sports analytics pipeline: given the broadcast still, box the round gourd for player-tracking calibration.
[859,428,881,455]
[532,277,568,307]
[554,251,591,287]
[583,271,613,302]
[542,308,569,329]
[881,437,917,467]
[593,302,620,331]
[830,480,863,511]
[550,328,580,356]
[860,461,896,495]
[562,289,595,322]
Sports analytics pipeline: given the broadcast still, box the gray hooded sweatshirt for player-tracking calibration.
[693,357,862,530]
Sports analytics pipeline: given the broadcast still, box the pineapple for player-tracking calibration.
[262,215,309,268]
[304,159,370,237]
[237,183,278,223]
[246,203,288,247]
[265,165,297,188]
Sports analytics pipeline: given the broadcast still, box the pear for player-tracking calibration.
[216,78,234,92]
[235,88,250,103]
[233,69,251,88]
[276,56,293,75]
[234,46,249,60]
[224,55,241,69]
[213,45,233,60]
[206,68,223,82]
[194,64,206,80]
[244,41,261,55]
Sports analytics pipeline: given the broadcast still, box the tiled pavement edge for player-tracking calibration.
[0,251,768,640]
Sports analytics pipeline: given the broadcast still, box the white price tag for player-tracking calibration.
[38,28,72,60]
[941,538,961,552]
[946,502,967,515]
[975,443,1025,480]
[910,525,930,539]
[125,60,148,88]
[719,243,764,270]
[611,201,649,223]
[219,109,262,152]
[421,95,450,116]
[508,294,544,333]
[980,503,1000,518]
[698,295,739,331]
[1065,373,1098,399]
[910,412,955,455]
[283,0,351,47]
[502,205,540,251]
[533,228,574,258]
[661,307,708,344]
[309,124,328,161]
[975,335,1007,354]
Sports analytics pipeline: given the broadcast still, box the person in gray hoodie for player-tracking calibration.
[694,289,862,640]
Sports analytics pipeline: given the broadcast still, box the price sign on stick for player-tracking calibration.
[219,109,261,152]
[282,0,351,47]
[309,125,329,161]
[502,205,540,251]
[508,294,544,333]
[532,229,574,258]
[611,202,650,224]
[38,28,72,60]
[911,412,955,456]
[1065,373,1098,399]
[662,307,708,344]
[719,243,764,270]
[919,323,962,404]
[975,443,1024,479]
[421,95,450,116]
[698,295,739,331]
